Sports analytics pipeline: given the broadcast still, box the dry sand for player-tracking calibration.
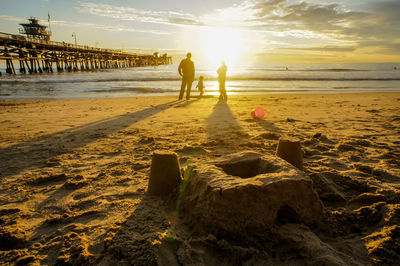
[0,92,399,265]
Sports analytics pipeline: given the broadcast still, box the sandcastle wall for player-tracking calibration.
[182,152,323,235]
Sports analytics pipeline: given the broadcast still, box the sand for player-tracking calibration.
[0,92,399,265]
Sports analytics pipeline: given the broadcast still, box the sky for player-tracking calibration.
[1,0,399,65]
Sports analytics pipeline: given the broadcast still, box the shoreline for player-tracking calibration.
[1,89,400,102]
[1,92,400,264]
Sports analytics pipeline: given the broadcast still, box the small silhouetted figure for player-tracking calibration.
[178,52,195,100]
[395,66,397,70]
[217,61,228,100]
[196,76,205,97]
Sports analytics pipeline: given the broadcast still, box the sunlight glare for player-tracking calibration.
[202,27,245,68]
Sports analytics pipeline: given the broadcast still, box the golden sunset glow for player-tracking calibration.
[1,0,399,63]
[1,1,400,265]
[202,27,246,68]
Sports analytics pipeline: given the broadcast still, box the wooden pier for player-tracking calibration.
[0,17,172,75]
[0,32,172,75]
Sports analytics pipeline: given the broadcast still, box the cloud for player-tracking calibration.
[280,45,356,52]
[0,14,26,22]
[80,0,397,55]
[236,1,366,34]
[231,0,400,54]
[78,2,205,27]
[53,20,168,35]
[0,14,168,35]
[17,0,394,58]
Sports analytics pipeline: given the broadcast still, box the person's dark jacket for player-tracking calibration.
[178,58,195,81]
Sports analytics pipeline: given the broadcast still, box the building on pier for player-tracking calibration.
[19,17,51,43]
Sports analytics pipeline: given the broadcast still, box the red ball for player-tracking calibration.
[252,106,267,120]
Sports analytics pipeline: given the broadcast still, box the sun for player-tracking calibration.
[202,27,245,68]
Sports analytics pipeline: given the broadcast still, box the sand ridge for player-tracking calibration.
[0,93,400,264]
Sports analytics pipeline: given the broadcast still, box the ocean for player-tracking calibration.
[0,62,399,100]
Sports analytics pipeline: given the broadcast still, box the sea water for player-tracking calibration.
[0,62,399,100]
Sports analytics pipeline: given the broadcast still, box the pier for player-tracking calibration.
[0,18,172,75]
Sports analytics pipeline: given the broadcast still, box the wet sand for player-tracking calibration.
[1,92,400,265]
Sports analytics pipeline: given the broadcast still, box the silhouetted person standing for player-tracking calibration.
[178,52,195,100]
[217,61,228,100]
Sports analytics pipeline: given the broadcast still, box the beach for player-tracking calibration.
[1,92,400,265]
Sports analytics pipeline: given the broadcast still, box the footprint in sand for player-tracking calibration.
[63,175,88,189]
[27,173,67,186]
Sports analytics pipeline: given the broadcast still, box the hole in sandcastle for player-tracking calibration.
[216,157,280,179]
[276,205,299,225]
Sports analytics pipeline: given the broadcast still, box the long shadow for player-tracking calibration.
[97,194,169,265]
[172,98,199,108]
[205,100,248,148]
[0,100,180,179]
[254,119,281,133]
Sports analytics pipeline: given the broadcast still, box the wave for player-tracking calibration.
[244,68,367,72]
[301,68,365,72]
[1,77,400,84]
[332,86,389,90]
[90,87,175,93]
[229,77,400,81]
[88,87,315,94]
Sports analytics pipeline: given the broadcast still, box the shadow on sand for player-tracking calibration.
[0,100,180,179]
[97,194,169,265]
[173,99,199,108]
[206,100,246,141]
[254,119,281,133]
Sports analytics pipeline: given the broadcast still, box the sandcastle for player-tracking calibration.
[276,138,304,170]
[148,151,182,197]
[181,151,323,234]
